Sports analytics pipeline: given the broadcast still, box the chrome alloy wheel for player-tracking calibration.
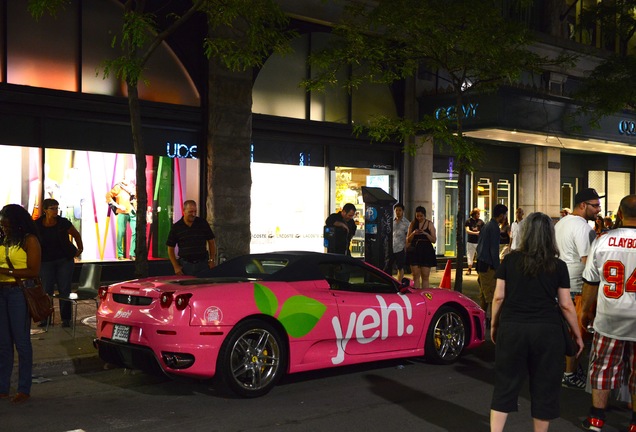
[432,310,465,362]
[229,328,281,391]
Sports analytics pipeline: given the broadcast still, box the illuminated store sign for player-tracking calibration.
[618,120,636,136]
[166,142,197,159]
[434,103,479,120]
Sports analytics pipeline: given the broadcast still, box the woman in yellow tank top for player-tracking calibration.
[0,204,41,404]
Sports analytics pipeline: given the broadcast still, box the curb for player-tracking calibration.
[33,353,104,379]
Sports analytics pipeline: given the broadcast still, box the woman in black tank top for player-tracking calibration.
[405,206,437,288]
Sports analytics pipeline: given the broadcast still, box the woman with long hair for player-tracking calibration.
[489,212,583,432]
[406,206,437,288]
[0,204,42,403]
[594,215,606,237]
[35,198,83,327]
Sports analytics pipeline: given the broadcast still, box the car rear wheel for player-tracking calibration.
[217,319,286,398]
[424,306,466,364]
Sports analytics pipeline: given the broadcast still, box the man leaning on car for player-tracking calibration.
[166,200,216,276]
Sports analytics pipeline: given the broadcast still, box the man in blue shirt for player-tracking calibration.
[476,203,508,317]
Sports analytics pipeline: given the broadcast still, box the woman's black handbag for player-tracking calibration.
[559,310,577,357]
[538,275,577,356]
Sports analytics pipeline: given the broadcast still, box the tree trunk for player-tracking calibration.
[207,59,252,261]
[127,82,149,278]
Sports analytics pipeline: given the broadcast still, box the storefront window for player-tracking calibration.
[253,31,397,124]
[432,176,458,257]
[0,145,199,262]
[250,163,325,253]
[607,171,630,217]
[477,178,492,222]
[7,1,78,91]
[561,182,574,211]
[330,166,398,257]
[0,145,41,214]
[588,170,606,212]
[3,0,199,105]
[496,179,510,209]
[252,35,308,119]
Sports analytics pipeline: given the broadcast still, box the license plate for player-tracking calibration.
[112,324,131,343]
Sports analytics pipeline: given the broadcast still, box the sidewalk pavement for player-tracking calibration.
[22,264,483,381]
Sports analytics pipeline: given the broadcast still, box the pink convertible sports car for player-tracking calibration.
[95,252,485,397]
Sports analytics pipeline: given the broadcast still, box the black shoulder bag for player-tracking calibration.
[539,276,577,356]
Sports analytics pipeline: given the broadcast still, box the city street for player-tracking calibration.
[2,340,632,432]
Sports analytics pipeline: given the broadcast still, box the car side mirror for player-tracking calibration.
[399,278,412,294]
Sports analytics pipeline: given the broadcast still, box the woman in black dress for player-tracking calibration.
[406,206,437,288]
[490,212,583,431]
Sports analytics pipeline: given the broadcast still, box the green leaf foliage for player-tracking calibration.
[28,0,69,20]
[574,1,636,122]
[277,295,327,338]
[304,0,560,170]
[253,283,279,316]
[577,55,636,117]
[202,0,296,71]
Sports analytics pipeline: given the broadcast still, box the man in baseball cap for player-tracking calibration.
[574,188,604,205]
[555,187,602,389]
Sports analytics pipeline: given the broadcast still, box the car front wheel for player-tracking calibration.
[424,306,466,364]
[217,319,286,398]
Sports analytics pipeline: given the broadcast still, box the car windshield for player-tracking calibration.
[318,262,398,294]
[245,259,289,275]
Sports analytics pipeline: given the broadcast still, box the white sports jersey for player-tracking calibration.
[555,214,595,293]
[582,227,636,341]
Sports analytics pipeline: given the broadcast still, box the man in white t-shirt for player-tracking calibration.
[509,207,524,250]
[387,203,410,280]
[555,187,602,389]
[580,194,636,432]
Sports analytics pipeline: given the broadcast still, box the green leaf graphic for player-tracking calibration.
[278,295,326,338]
[254,283,278,316]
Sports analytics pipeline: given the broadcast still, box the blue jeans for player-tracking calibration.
[41,257,75,321]
[116,212,136,258]
[0,285,32,395]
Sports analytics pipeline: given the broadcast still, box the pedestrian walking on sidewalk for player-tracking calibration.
[465,208,484,275]
[476,204,508,319]
[490,212,583,432]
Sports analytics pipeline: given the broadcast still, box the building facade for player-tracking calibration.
[1,0,634,264]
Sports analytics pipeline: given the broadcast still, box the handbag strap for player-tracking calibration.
[4,244,13,270]
[4,243,22,284]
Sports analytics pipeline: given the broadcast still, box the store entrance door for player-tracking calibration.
[432,176,458,257]
[473,175,513,223]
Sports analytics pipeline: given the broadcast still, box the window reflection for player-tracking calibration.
[0,145,199,262]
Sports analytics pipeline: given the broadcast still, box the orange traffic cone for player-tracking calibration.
[439,259,452,289]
